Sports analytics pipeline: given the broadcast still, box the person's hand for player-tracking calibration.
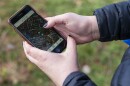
[44,13,100,44]
[23,36,79,86]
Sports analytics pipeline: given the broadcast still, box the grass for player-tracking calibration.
[0,0,127,86]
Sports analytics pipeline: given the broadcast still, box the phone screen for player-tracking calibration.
[13,9,64,52]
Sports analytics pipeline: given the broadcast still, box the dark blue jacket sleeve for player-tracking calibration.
[94,1,130,42]
[63,72,96,86]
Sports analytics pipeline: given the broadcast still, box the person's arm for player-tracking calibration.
[63,1,130,86]
[63,72,96,86]
[94,1,130,42]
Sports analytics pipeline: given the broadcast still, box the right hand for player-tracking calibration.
[45,13,100,44]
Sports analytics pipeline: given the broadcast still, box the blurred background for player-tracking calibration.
[0,0,128,86]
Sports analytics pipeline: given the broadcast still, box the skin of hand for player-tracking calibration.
[23,36,79,86]
[45,13,100,44]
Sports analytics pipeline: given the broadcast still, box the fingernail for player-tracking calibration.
[43,23,48,28]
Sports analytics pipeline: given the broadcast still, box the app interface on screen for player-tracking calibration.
[14,10,63,51]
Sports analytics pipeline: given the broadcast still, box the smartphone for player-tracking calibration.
[8,5,66,53]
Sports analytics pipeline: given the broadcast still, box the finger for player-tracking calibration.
[54,25,69,39]
[65,36,77,55]
[45,17,52,21]
[23,41,52,61]
[23,42,38,64]
[45,15,66,28]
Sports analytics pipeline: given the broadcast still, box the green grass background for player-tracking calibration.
[0,0,128,86]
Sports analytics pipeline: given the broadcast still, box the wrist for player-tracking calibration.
[89,16,100,41]
[81,16,100,43]
[56,68,79,86]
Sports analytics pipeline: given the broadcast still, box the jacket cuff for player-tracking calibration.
[63,71,96,86]
[93,4,119,42]
[94,9,111,42]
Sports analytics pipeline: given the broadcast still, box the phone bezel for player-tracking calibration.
[8,5,67,53]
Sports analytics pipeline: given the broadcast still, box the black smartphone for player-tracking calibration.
[8,5,66,53]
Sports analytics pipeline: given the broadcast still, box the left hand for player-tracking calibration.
[23,36,79,86]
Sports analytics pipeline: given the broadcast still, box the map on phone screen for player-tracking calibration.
[14,10,63,51]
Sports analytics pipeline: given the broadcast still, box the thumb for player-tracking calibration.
[44,15,65,28]
[65,36,77,55]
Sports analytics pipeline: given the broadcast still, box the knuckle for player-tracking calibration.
[50,16,57,24]
[52,16,57,20]
[26,47,34,56]
[64,12,74,18]
[26,49,31,55]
